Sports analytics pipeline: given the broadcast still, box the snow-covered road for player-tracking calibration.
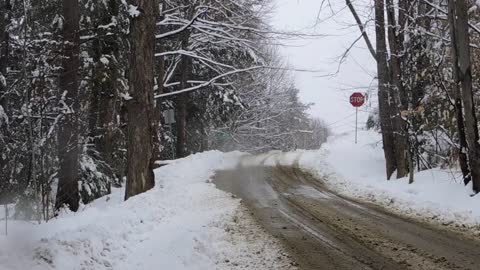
[214,164,480,270]
[246,130,480,235]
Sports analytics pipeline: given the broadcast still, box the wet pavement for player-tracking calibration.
[213,165,480,270]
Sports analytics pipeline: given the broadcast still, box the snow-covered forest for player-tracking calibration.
[0,0,329,218]
[2,0,480,269]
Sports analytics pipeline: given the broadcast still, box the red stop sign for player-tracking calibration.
[350,92,365,107]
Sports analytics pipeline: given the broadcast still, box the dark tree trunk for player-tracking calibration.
[385,0,409,179]
[200,120,208,152]
[374,0,397,179]
[397,0,408,48]
[153,9,166,161]
[175,94,188,158]
[385,0,407,108]
[454,96,471,185]
[0,0,11,112]
[88,59,100,141]
[92,0,120,171]
[55,0,81,212]
[175,30,191,159]
[449,0,480,193]
[447,0,470,184]
[125,0,157,200]
[0,0,12,204]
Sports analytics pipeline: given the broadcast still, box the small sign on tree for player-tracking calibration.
[163,109,175,125]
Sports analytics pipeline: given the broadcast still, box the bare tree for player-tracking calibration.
[0,0,10,111]
[175,2,193,158]
[348,0,403,179]
[0,0,10,133]
[444,0,470,185]
[124,0,157,200]
[89,0,121,177]
[0,0,12,205]
[55,0,81,212]
[385,0,409,179]
[448,0,480,193]
[374,0,397,179]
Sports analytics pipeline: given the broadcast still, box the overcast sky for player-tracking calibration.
[271,0,376,134]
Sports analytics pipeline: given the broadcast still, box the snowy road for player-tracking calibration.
[213,165,480,270]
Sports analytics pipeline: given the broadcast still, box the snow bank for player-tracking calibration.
[0,151,295,270]
[297,130,480,234]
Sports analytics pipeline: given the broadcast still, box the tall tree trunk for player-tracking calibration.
[0,0,11,112]
[175,30,191,159]
[449,0,480,193]
[385,0,409,179]
[125,0,157,200]
[95,61,116,172]
[55,0,81,212]
[375,0,397,179]
[0,0,12,204]
[200,120,208,152]
[447,0,471,184]
[175,95,188,158]
[153,4,166,161]
[94,0,120,172]
[152,48,164,161]
[454,93,471,185]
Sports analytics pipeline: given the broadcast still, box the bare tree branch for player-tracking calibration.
[346,0,377,61]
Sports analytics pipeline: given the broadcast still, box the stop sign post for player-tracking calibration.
[350,92,365,144]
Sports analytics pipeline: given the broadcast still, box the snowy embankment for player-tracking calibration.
[0,151,295,270]
[291,130,480,235]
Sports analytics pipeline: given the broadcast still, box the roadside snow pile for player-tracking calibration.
[298,130,480,234]
[0,151,296,270]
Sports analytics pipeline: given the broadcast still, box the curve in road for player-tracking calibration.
[213,165,480,270]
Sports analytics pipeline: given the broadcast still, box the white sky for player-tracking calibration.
[271,0,377,134]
